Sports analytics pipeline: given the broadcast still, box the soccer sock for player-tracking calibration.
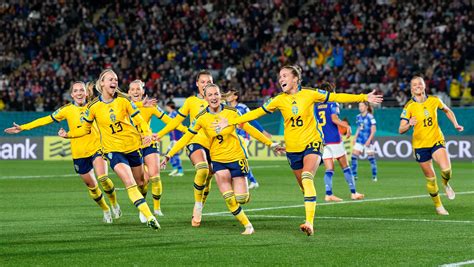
[343,167,356,194]
[440,168,452,186]
[88,185,110,211]
[425,177,442,208]
[247,168,257,183]
[194,162,209,204]
[127,185,153,219]
[97,174,118,206]
[138,182,148,198]
[351,155,358,177]
[324,170,334,195]
[223,190,250,226]
[150,175,162,211]
[235,192,250,204]
[202,174,213,205]
[368,156,377,178]
[301,171,317,225]
[175,156,183,172]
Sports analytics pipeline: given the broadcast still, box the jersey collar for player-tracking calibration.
[412,96,427,103]
[99,93,117,104]
[206,103,223,114]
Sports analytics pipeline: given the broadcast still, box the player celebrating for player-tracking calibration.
[161,84,284,234]
[399,76,463,215]
[165,101,185,177]
[154,70,214,227]
[224,89,273,189]
[315,83,364,202]
[351,102,378,181]
[128,80,187,219]
[59,69,160,230]
[4,81,121,223]
[214,65,383,236]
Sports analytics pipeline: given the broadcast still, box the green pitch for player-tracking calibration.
[0,160,473,266]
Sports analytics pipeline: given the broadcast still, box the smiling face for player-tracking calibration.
[100,71,118,97]
[196,74,213,96]
[226,92,238,105]
[128,82,144,102]
[410,77,426,97]
[279,67,299,93]
[204,85,221,110]
[70,82,88,105]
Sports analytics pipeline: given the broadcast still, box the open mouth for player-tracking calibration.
[281,83,287,88]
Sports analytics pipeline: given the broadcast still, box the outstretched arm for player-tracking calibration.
[156,115,186,139]
[242,123,285,154]
[442,105,464,132]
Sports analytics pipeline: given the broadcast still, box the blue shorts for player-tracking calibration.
[105,150,143,169]
[212,159,249,178]
[186,143,211,163]
[73,151,102,175]
[142,142,159,158]
[286,142,323,170]
[414,142,445,163]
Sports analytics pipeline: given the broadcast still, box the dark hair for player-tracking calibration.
[195,70,212,81]
[166,101,176,110]
[319,81,336,92]
[281,65,302,84]
[362,102,373,114]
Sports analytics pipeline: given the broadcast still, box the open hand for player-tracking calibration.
[58,128,68,138]
[142,135,152,147]
[142,96,158,107]
[4,122,22,134]
[160,156,170,170]
[212,116,229,134]
[409,117,417,126]
[367,90,383,104]
[455,124,464,132]
[270,142,286,155]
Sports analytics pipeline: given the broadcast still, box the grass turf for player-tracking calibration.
[0,160,473,265]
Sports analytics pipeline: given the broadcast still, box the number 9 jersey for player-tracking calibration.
[400,96,445,149]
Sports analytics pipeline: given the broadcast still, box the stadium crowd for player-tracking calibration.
[0,0,473,111]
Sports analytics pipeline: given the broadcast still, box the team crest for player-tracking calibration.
[53,109,60,116]
[424,109,430,117]
[291,105,298,115]
[110,113,116,122]
[107,153,113,159]
[401,110,407,117]
[263,98,273,108]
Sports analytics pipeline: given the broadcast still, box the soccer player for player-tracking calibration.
[351,102,378,182]
[165,101,184,177]
[161,84,284,234]
[214,65,382,236]
[315,83,364,202]
[58,69,160,230]
[399,76,463,215]
[128,80,187,220]
[154,70,214,227]
[4,81,121,223]
[224,89,273,189]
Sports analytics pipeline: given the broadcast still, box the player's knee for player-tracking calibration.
[236,193,250,204]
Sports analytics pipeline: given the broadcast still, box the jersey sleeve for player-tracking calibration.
[262,96,279,113]
[400,104,411,122]
[126,99,151,135]
[20,115,55,131]
[330,103,339,115]
[435,96,445,110]
[242,122,272,146]
[369,114,376,125]
[177,99,191,117]
[166,117,202,158]
[152,106,166,120]
[51,106,67,122]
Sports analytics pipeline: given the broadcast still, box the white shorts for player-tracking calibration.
[353,142,374,154]
[322,142,347,160]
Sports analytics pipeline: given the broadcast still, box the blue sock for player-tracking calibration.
[324,170,334,195]
[247,168,257,183]
[174,156,183,172]
[351,155,358,178]
[343,167,356,194]
[368,156,377,178]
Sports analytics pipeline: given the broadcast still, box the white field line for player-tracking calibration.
[203,191,474,216]
[206,214,474,224]
[439,260,474,267]
[0,165,282,180]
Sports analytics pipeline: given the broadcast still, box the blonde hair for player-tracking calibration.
[85,81,95,101]
[281,65,302,84]
[130,79,145,89]
[203,83,220,96]
[95,69,117,94]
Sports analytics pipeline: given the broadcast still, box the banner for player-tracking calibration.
[43,137,72,160]
[0,137,43,160]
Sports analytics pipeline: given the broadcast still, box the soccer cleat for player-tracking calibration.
[168,169,178,176]
[444,184,455,200]
[154,209,164,216]
[299,221,314,236]
[372,177,378,182]
[354,176,358,181]
[351,192,365,200]
[103,210,113,224]
[147,216,161,230]
[111,204,122,219]
[248,182,259,189]
[175,172,184,177]
[325,195,343,202]
[139,211,147,223]
[191,204,203,227]
[436,206,449,215]
[242,224,255,235]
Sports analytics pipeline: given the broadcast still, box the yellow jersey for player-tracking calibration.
[20,102,101,159]
[156,95,210,148]
[400,96,445,149]
[67,94,151,154]
[230,88,367,152]
[166,104,272,162]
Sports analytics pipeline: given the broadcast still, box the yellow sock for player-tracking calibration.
[202,174,213,205]
[426,176,442,208]
[223,190,250,226]
[88,185,110,211]
[235,192,250,204]
[138,182,149,198]
[301,171,317,225]
[150,176,162,211]
[127,185,153,219]
[193,162,209,203]
[440,168,452,186]
[97,174,118,206]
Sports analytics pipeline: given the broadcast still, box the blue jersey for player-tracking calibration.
[315,102,341,144]
[168,110,183,141]
[234,103,265,139]
[355,113,376,144]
